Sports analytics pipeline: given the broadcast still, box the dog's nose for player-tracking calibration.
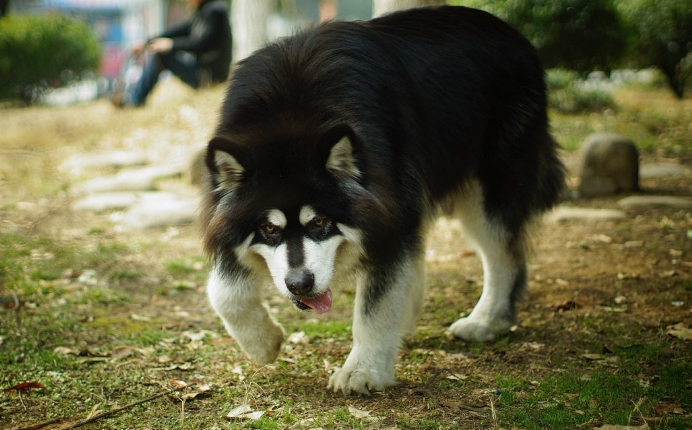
[285,269,315,296]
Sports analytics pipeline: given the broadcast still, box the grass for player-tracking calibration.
[1,78,692,429]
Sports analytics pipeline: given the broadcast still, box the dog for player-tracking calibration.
[200,5,565,395]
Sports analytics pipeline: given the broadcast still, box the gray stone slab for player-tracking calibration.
[119,194,198,229]
[617,196,692,208]
[640,163,691,179]
[545,207,627,222]
[75,164,186,193]
[73,192,177,212]
[62,151,149,173]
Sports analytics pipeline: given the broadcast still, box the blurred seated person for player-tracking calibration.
[114,0,231,107]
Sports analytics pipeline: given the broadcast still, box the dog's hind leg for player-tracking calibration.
[449,182,527,342]
[328,253,420,395]
[207,266,285,364]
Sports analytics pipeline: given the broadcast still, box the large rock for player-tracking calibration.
[579,134,639,197]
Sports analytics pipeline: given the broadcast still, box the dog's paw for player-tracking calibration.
[449,316,513,342]
[328,364,396,395]
[238,323,285,364]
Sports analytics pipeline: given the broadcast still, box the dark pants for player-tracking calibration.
[128,51,200,106]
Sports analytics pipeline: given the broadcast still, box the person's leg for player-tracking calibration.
[127,52,200,106]
[161,51,200,89]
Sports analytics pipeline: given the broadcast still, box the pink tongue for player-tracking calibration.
[300,288,332,314]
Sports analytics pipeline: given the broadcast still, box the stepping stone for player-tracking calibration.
[640,163,691,179]
[118,193,198,229]
[62,151,149,174]
[73,192,175,212]
[545,207,627,222]
[617,196,692,208]
[75,164,186,193]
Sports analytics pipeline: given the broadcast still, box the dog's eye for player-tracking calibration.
[307,217,328,232]
[259,223,282,242]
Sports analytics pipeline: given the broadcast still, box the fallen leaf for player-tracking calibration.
[86,403,101,420]
[582,353,605,361]
[348,405,372,419]
[552,300,581,311]
[666,323,692,341]
[130,313,151,321]
[160,362,194,371]
[169,379,188,389]
[54,346,80,355]
[654,401,686,415]
[287,331,309,344]
[226,404,264,420]
[594,425,647,430]
[110,345,138,360]
[4,381,43,391]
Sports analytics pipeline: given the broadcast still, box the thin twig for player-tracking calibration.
[7,418,63,430]
[458,403,489,414]
[9,385,185,430]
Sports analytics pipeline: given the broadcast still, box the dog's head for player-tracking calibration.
[202,128,366,313]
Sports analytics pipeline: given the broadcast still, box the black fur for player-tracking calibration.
[202,6,564,314]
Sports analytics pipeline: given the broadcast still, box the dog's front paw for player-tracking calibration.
[237,323,285,364]
[328,363,396,395]
[449,316,513,342]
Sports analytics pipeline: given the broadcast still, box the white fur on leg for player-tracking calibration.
[328,260,417,395]
[207,266,284,364]
[399,254,426,337]
[449,182,521,342]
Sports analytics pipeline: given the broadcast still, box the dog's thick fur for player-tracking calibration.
[200,6,565,395]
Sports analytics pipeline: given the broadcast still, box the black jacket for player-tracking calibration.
[156,0,232,83]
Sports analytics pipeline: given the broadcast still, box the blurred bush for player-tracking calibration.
[546,69,617,114]
[458,0,625,73]
[0,13,100,103]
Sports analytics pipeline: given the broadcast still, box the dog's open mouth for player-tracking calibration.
[294,288,332,314]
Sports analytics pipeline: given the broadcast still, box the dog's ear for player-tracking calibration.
[206,137,246,192]
[325,134,361,181]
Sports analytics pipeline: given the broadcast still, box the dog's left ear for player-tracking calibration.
[326,135,361,180]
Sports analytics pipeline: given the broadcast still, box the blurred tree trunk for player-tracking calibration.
[373,0,445,17]
[1,0,9,17]
[232,0,274,63]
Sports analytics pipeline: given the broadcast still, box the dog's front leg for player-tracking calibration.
[328,261,415,395]
[207,266,285,364]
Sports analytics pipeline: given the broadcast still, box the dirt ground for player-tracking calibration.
[1,88,691,428]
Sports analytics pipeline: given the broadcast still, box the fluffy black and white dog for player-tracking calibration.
[200,6,564,395]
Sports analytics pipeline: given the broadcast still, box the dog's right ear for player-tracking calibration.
[206,137,245,192]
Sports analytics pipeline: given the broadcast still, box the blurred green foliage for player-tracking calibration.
[456,0,625,73]
[455,0,692,98]
[616,0,692,99]
[0,13,100,103]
